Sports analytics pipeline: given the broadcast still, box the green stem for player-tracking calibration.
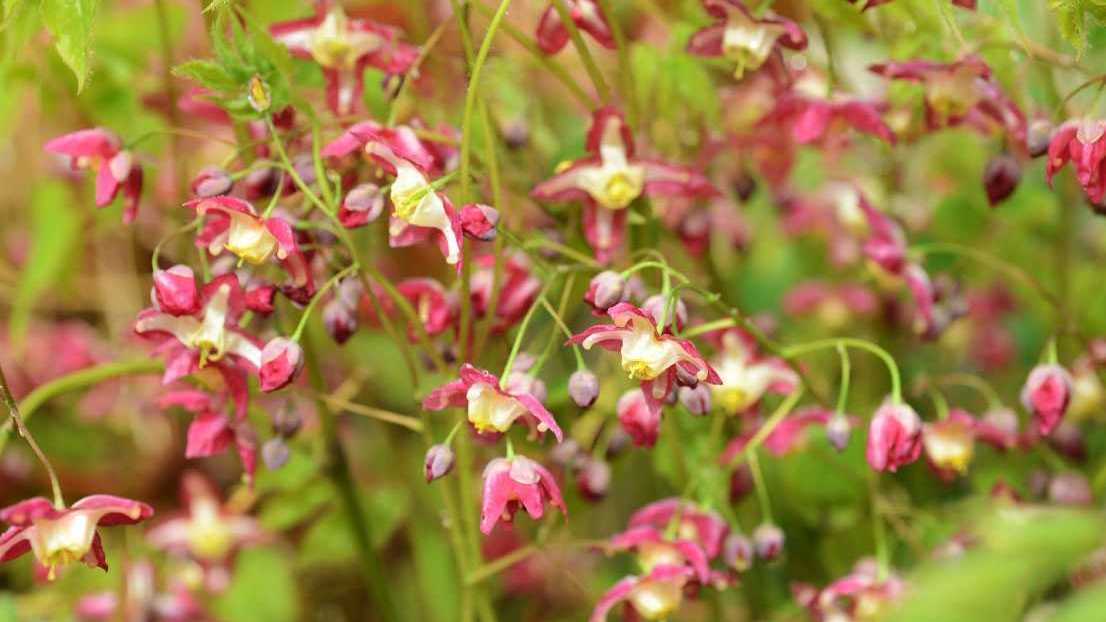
[291,264,358,341]
[746,449,773,523]
[835,343,850,415]
[784,338,902,405]
[500,283,554,383]
[549,0,611,102]
[0,361,65,508]
[868,473,890,580]
[723,389,803,471]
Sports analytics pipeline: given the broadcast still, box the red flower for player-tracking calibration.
[1046,119,1106,204]
[423,364,563,442]
[259,337,305,392]
[470,253,541,331]
[628,499,729,559]
[762,93,895,146]
[536,0,615,55]
[686,0,806,79]
[157,389,258,481]
[616,388,661,447]
[44,128,143,223]
[1020,364,1073,436]
[710,328,798,414]
[608,525,711,585]
[480,456,566,534]
[0,495,153,579]
[866,399,923,472]
[270,2,418,115]
[531,107,716,263]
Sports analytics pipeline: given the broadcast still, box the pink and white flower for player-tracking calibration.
[480,456,566,534]
[270,2,418,115]
[531,107,716,263]
[423,364,563,442]
[866,399,923,472]
[44,128,143,223]
[709,329,798,414]
[0,495,153,580]
[1047,119,1106,205]
[590,564,695,621]
[628,499,729,559]
[1021,363,1073,436]
[686,0,807,79]
[536,0,615,55]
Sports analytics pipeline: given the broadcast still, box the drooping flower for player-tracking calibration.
[187,197,315,300]
[470,253,541,331]
[480,456,566,534]
[607,525,711,585]
[74,561,206,622]
[157,389,258,480]
[590,564,695,621]
[0,495,153,579]
[616,388,662,447]
[423,364,564,442]
[686,0,807,80]
[866,399,923,472]
[570,303,721,423]
[270,2,419,115]
[783,280,879,329]
[762,93,896,146]
[424,444,455,483]
[536,0,615,55]
[628,499,729,559]
[1021,363,1073,436]
[795,559,906,622]
[709,329,798,414]
[532,107,717,263]
[1046,119,1106,205]
[258,337,305,392]
[44,128,143,223]
[922,410,976,477]
[983,153,1021,206]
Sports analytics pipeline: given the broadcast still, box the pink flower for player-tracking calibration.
[423,364,563,442]
[44,128,143,223]
[157,389,257,480]
[259,337,305,392]
[570,303,721,423]
[424,444,455,483]
[531,107,716,263]
[628,499,729,559]
[590,564,694,621]
[338,183,387,228]
[270,3,418,115]
[536,0,615,55]
[608,525,711,585]
[869,56,1025,144]
[922,410,976,477]
[480,456,566,534]
[763,93,895,146]
[0,495,153,579]
[709,329,798,414]
[866,399,923,472]
[470,253,541,331]
[152,265,201,316]
[796,560,906,621]
[722,407,844,460]
[1021,364,1073,436]
[1047,119,1106,204]
[783,280,878,328]
[617,388,661,447]
[187,197,315,299]
[686,0,807,79]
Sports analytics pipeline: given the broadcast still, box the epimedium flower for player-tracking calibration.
[480,455,566,535]
[607,525,712,585]
[536,0,615,55]
[1046,119,1106,205]
[0,495,153,580]
[795,559,906,622]
[157,389,258,481]
[44,128,143,223]
[616,388,662,447]
[686,0,807,80]
[783,280,879,329]
[258,337,305,392]
[1021,363,1073,436]
[270,1,419,116]
[364,277,457,342]
[531,107,717,263]
[761,93,896,146]
[423,364,564,442]
[628,499,729,560]
[922,410,976,478]
[187,197,315,300]
[470,253,542,332]
[590,564,696,622]
[866,399,923,472]
[709,329,798,415]
[570,303,721,421]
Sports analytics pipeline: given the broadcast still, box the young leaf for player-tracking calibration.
[40,0,99,91]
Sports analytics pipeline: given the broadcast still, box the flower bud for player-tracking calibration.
[262,437,290,470]
[1021,364,1073,436]
[585,271,625,312]
[259,337,305,392]
[190,166,233,198]
[617,389,660,448]
[983,154,1021,207]
[642,294,687,332]
[1048,472,1093,506]
[866,399,923,472]
[1026,119,1053,158]
[247,75,271,113]
[152,265,200,316]
[459,203,499,242]
[568,370,600,408]
[272,405,302,438]
[339,183,386,228]
[722,533,754,572]
[323,299,359,344]
[753,523,785,560]
[576,458,611,501]
[678,385,712,416]
[550,439,583,467]
[825,412,852,452]
[242,167,279,200]
[424,444,455,483]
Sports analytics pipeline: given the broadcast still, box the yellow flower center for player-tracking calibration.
[629,580,684,620]
[225,214,278,265]
[623,360,658,381]
[599,172,642,210]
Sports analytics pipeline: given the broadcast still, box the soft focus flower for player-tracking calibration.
[762,93,895,146]
[157,389,258,480]
[617,388,662,447]
[338,182,387,228]
[796,559,906,622]
[532,107,716,263]
[753,523,785,560]
[258,337,304,392]
[480,456,566,534]
[923,411,976,476]
[470,253,541,331]
[424,444,455,483]
[983,153,1021,206]
[270,3,418,115]
[866,399,923,472]
[44,128,143,223]
[590,564,695,622]
[686,0,807,79]
[1021,364,1073,436]
[1047,119,1106,204]
[585,270,626,313]
[710,329,798,414]
[628,499,729,559]
[568,369,601,408]
[536,0,614,55]
[0,495,153,580]
[423,364,563,441]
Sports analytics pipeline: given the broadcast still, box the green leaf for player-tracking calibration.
[172,58,235,91]
[40,0,98,91]
[213,548,298,622]
[9,181,81,348]
[1050,581,1106,622]
[1049,0,1088,53]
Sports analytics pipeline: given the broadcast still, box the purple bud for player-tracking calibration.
[753,523,785,560]
[190,166,234,198]
[292,154,316,186]
[550,439,583,467]
[675,365,700,388]
[568,370,600,408]
[678,385,712,415]
[323,299,359,345]
[502,119,529,150]
[722,533,754,572]
[576,458,611,501]
[424,444,455,482]
[262,437,290,470]
[983,154,1021,207]
[825,412,852,452]
[1048,472,1093,506]
[1027,119,1053,158]
[585,271,625,312]
[272,405,302,438]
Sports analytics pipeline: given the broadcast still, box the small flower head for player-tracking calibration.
[866,399,923,472]
[568,369,601,408]
[983,154,1021,206]
[1021,364,1073,436]
[480,456,566,534]
[923,412,976,476]
[424,444,456,483]
[753,523,785,560]
[423,364,563,442]
[585,270,626,312]
[258,337,304,392]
